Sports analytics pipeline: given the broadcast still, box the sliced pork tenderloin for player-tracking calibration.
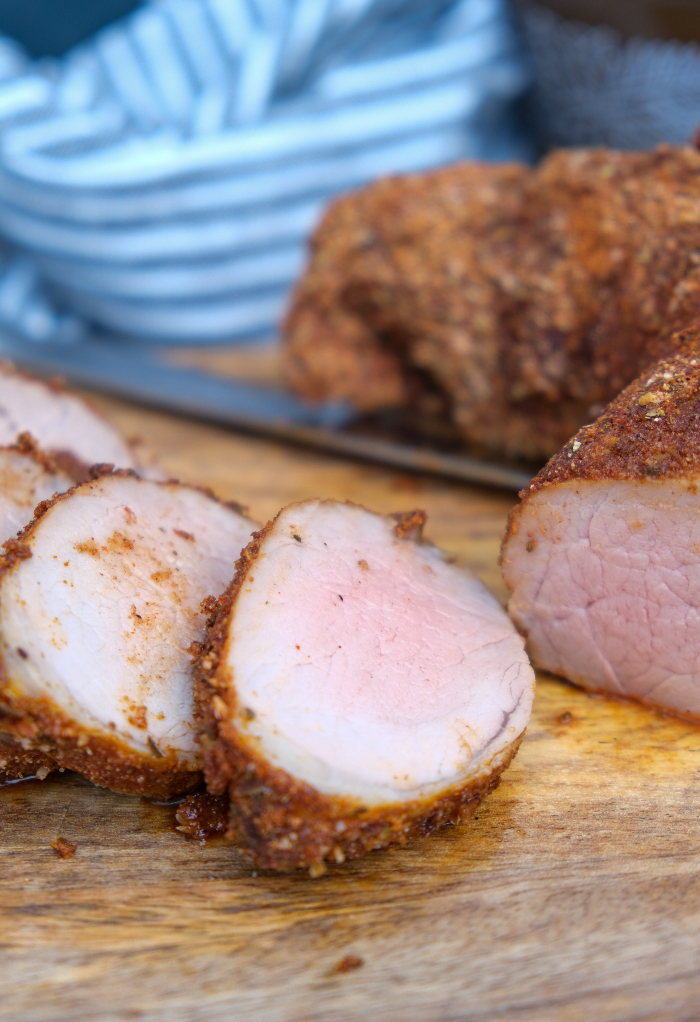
[0,362,137,475]
[502,329,700,718]
[0,435,73,783]
[0,469,255,797]
[195,499,535,873]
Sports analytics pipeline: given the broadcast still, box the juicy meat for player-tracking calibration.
[284,145,700,460]
[0,470,255,796]
[196,499,534,872]
[502,329,700,718]
[0,362,136,473]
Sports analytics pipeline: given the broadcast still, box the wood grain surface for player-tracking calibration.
[2,390,700,1022]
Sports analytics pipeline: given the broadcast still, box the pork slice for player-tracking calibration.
[0,470,255,796]
[0,438,73,782]
[0,363,136,474]
[502,330,700,718]
[196,499,534,872]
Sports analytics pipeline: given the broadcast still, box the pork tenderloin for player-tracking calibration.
[502,329,700,717]
[196,499,535,872]
[0,469,255,796]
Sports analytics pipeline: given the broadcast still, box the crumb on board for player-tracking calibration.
[50,837,76,859]
[175,793,229,845]
[336,955,364,974]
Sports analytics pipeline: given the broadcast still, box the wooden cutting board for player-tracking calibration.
[2,391,700,1022]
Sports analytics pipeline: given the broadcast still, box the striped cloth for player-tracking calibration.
[0,0,529,345]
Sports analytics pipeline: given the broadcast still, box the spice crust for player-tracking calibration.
[284,145,700,461]
[0,690,200,797]
[503,329,700,549]
[0,733,55,784]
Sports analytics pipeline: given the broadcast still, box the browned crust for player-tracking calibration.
[175,792,230,844]
[391,508,426,539]
[0,733,55,784]
[529,328,700,487]
[1,432,86,490]
[2,535,32,568]
[0,692,199,797]
[9,432,64,477]
[193,519,272,737]
[0,468,252,797]
[51,836,76,858]
[50,451,92,484]
[504,327,700,548]
[210,717,516,872]
[0,432,85,496]
[194,500,524,871]
[282,298,413,411]
[284,146,700,461]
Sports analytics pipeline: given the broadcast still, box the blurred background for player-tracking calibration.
[0,1,142,57]
[0,0,697,354]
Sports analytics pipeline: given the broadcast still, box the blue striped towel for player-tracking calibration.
[0,0,529,345]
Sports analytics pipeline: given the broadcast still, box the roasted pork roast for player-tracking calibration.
[0,470,255,796]
[0,363,137,474]
[502,330,700,719]
[284,145,700,460]
[196,499,535,872]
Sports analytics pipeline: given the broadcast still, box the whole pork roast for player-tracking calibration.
[284,145,700,460]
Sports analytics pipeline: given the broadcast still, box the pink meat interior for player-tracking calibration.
[504,479,700,715]
[227,501,534,794]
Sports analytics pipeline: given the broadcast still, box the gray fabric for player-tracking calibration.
[521,1,700,151]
